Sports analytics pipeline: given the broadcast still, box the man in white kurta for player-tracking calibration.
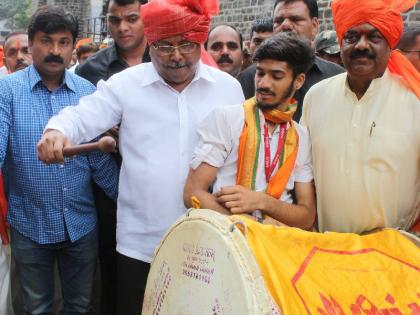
[301,0,420,234]
[37,0,244,312]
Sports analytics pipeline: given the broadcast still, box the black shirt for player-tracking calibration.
[237,57,344,121]
[76,43,150,86]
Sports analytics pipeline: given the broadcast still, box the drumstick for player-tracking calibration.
[62,136,116,157]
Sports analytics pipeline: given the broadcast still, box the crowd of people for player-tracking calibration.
[0,0,418,314]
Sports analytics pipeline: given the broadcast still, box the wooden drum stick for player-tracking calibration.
[62,136,116,157]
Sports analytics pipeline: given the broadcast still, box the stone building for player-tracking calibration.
[32,0,104,39]
[32,0,420,41]
[215,0,420,40]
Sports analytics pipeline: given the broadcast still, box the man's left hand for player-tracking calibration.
[215,185,266,214]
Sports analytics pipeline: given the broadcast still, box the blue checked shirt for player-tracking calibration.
[0,65,119,244]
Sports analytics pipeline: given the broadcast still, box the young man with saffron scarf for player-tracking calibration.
[300,0,420,234]
[184,33,316,230]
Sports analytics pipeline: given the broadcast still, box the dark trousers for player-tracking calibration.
[93,184,118,315]
[10,227,98,315]
[117,253,150,315]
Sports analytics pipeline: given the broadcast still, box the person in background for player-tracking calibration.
[37,0,244,314]
[300,0,419,234]
[0,46,8,78]
[77,41,99,65]
[397,25,420,72]
[314,30,343,66]
[206,24,243,77]
[3,32,32,74]
[0,6,119,314]
[77,0,149,85]
[76,1,149,313]
[241,41,253,70]
[238,0,344,121]
[1,30,33,315]
[247,18,274,59]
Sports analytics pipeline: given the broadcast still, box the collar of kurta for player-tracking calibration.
[140,60,215,88]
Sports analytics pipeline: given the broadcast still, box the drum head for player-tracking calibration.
[142,209,278,315]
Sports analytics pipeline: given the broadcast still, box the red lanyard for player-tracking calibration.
[263,123,287,183]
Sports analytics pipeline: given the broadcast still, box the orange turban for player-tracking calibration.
[141,0,219,45]
[332,0,420,98]
[76,38,93,49]
[0,46,4,68]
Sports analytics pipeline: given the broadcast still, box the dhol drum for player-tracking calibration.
[142,209,280,315]
[143,209,420,315]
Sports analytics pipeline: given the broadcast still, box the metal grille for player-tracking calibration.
[80,15,108,42]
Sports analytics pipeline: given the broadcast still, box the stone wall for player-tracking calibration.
[32,0,92,36]
[215,0,420,40]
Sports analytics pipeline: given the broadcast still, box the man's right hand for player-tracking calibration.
[37,129,72,164]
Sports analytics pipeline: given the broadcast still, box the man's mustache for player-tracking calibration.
[350,49,375,60]
[44,54,64,64]
[164,61,189,69]
[217,55,233,64]
[256,87,275,96]
[14,61,29,70]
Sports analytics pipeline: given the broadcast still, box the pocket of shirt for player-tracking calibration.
[366,127,411,170]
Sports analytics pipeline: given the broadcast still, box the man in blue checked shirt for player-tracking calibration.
[0,6,119,314]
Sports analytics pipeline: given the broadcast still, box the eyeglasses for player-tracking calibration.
[342,30,386,45]
[152,42,198,56]
[400,49,420,59]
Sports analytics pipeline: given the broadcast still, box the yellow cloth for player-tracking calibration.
[233,215,420,314]
[301,70,420,234]
[236,98,299,199]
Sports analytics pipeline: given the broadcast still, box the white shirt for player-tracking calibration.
[191,104,313,203]
[301,70,420,234]
[46,61,245,262]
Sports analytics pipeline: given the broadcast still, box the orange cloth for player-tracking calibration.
[76,38,93,49]
[237,98,299,199]
[332,0,420,99]
[141,0,218,45]
[233,215,420,314]
[0,46,3,68]
[200,46,218,68]
[0,175,8,245]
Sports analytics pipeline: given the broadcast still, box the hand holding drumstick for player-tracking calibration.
[38,129,116,163]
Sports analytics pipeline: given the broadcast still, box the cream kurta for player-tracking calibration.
[301,70,420,233]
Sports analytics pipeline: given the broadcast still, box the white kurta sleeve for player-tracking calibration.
[190,107,233,170]
[293,124,314,183]
[45,77,123,144]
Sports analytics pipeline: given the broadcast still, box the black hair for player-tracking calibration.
[28,5,78,42]
[76,43,99,59]
[4,31,28,44]
[250,18,273,39]
[397,25,420,51]
[253,32,314,77]
[106,0,147,10]
[205,24,243,50]
[273,0,318,19]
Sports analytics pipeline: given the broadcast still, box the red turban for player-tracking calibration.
[0,46,4,68]
[332,0,420,98]
[141,0,219,45]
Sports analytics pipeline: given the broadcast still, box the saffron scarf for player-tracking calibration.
[236,98,299,199]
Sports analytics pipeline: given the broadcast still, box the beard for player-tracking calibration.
[256,81,295,110]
